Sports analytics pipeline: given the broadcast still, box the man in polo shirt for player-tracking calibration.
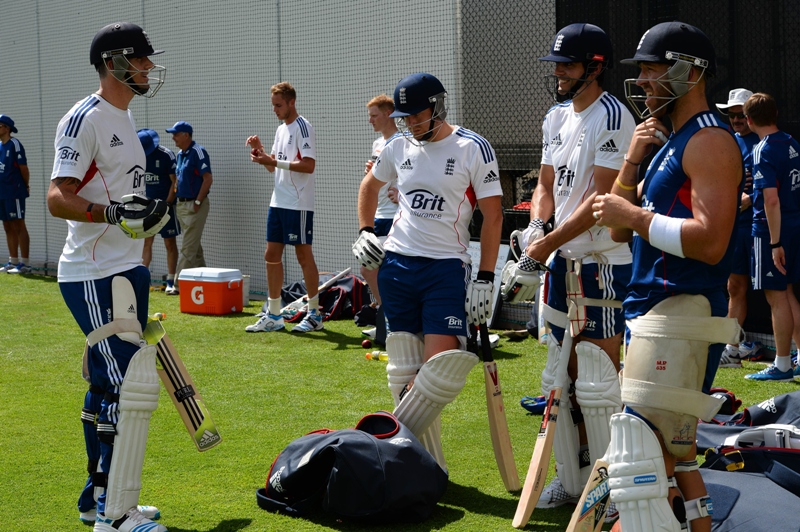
[168,120,212,286]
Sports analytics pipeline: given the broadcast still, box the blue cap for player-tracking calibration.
[166,121,193,134]
[390,73,446,118]
[0,115,18,133]
[540,23,613,66]
[137,128,159,156]
[622,21,716,76]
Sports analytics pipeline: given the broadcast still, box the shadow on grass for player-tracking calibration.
[167,518,252,532]
[258,504,466,531]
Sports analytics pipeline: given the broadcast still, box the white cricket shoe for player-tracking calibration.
[93,507,167,531]
[164,284,179,296]
[7,262,30,274]
[0,262,14,272]
[80,506,161,525]
[718,344,744,368]
[535,476,579,509]
[361,327,377,339]
[292,310,324,333]
[246,313,285,332]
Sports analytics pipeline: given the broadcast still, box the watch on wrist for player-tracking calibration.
[194,199,202,206]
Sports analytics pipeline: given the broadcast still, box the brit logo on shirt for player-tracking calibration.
[791,169,800,191]
[444,157,455,176]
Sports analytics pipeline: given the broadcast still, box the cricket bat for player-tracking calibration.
[479,323,520,491]
[566,458,610,532]
[512,332,574,528]
[280,267,352,319]
[143,320,222,452]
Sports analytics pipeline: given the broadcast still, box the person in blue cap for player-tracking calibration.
[138,128,180,293]
[0,114,31,274]
[592,21,742,532]
[168,120,212,286]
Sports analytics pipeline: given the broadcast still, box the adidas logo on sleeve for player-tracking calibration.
[599,139,618,152]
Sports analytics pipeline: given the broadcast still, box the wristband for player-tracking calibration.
[649,213,685,258]
[624,155,642,166]
[86,203,95,223]
[770,241,782,249]
[476,270,495,282]
[359,226,375,234]
[275,160,290,170]
[615,177,637,191]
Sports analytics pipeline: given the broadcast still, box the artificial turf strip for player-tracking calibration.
[0,273,796,531]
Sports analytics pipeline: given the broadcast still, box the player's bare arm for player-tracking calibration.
[20,164,30,193]
[477,195,503,271]
[167,174,177,204]
[679,127,740,264]
[763,187,787,274]
[47,177,104,222]
[357,170,383,228]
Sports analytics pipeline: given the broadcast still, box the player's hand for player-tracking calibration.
[245,135,263,152]
[592,193,640,230]
[352,229,385,270]
[500,255,544,303]
[364,160,374,175]
[465,271,494,325]
[626,118,669,165]
[521,218,545,248]
[387,186,399,204]
[773,246,787,275]
[104,194,170,239]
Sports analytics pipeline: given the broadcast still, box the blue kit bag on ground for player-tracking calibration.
[256,411,447,523]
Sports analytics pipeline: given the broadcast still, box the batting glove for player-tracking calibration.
[521,218,545,248]
[500,255,544,303]
[352,228,385,270]
[465,270,494,325]
[104,194,170,239]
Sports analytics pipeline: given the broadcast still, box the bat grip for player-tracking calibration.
[478,323,494,363]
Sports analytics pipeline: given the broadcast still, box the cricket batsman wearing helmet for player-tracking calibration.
[353,72,503,469]
[592,22,742,532]
[47,22,170,532]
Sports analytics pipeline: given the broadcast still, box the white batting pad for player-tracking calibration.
[607,413,682,532]
[418,415,447,471]
[733,424,800,450]
[575,341,622,466]
[386,332,425,405]
[393,349,478,437]
[87,276,143,348]
[540,334,561,396]
[103,345,160,520]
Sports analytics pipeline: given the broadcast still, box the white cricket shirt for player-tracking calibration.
[270,116,316,211]
[372,135,400,220]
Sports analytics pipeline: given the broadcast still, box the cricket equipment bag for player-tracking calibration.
[277,273,369,322]
[256,412,447,523]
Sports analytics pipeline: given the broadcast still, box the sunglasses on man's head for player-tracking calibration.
[728,112,746,119]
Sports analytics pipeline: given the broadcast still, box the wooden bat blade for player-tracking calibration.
[484,360,520,491]
[566,458,610,532]
[143,320,222,452]
[512,386,562,528]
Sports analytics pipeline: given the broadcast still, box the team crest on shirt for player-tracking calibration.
[657,148,675,171]
[576,129,586,148]
[444,158,455,176]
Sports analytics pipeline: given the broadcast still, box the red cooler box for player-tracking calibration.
[178,268,243,315]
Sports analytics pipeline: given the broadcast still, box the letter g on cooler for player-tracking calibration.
[192,286,204,305]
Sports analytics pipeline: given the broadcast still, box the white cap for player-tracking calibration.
[716,88,753,112]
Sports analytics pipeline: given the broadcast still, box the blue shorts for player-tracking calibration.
[59,266,151,394]
[267,206,314,245]
[374,218,393,238]
[378,251,470,336]
[730,225,752,276]
[545,253,630,343]
[158,204,181,238]
[751,234,800,290]
[0,197,24,221]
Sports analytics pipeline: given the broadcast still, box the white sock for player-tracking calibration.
[167,274,175,281]
[21,257,29,264]
[10,257,18,264]
[775,355,792,372]
[268,297,282,316]
[307,295,319,313]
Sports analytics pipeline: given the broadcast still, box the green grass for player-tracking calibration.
[0,273,796,531]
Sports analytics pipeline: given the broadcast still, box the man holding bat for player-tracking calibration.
[47,22,169,531]
[592,22,741,532]
[509,24,633,520]
[246,82,322,333]
[353,72,503,469]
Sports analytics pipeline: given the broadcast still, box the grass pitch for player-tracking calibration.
[0,273,795,531]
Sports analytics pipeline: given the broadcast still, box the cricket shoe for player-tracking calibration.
[718,344,744,368]
[520,395,547,415]
[0,262,14,272]
[164,284,179,296]
[93,507,167,531]
[7,262,30,274]
[245,313,284,332]
[744,364,794,382]
[739,341,764,361]
[292,310,324,333]
[535,476,579,509]
[361,327,377,339]
[81,506,161,525]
